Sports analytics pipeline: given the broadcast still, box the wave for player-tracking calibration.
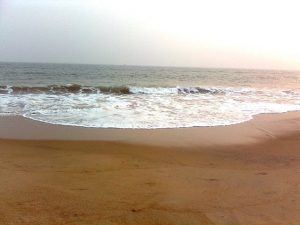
[0,84,224,94]
[0,84,131,95]
[0,84,299,96]
[0,84,225,95]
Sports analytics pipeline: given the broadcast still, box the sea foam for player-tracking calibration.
[1,85,300,128]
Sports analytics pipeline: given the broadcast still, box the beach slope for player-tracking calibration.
[0,113,300,225]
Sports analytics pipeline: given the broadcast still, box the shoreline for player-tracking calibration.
[1,111,300,146]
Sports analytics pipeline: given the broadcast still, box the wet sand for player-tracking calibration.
[1,112,300,225]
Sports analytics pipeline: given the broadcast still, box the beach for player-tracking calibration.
[2,1,300,224]
[1,112,300,225]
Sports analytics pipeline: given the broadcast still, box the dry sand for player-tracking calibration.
[0,112,300,225]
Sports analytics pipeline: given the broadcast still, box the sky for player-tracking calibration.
[0,0,300,70]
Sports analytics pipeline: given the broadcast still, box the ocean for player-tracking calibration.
[0,62,300,128]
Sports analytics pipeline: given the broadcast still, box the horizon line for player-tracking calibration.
[0,60,299,72]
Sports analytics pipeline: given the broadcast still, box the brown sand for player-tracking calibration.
[1,111,300,147]
[0,112,300,225]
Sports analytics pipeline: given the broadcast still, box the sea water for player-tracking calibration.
[1,62,300,128]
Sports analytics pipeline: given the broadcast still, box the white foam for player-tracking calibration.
[1,87,300,128]
[130,86,178,94]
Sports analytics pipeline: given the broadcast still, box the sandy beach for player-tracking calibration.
[1,112,300,225]
[2,1,300,224]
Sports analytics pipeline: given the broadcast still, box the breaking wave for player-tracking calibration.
[1,84,300,128]
[0,84,229,95]
[0,84,131,94]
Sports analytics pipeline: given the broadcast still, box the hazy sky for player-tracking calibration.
[0,0,300,69]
